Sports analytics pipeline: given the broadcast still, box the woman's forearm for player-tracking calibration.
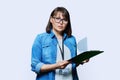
[40,60,70,72]
[40,64,58,72]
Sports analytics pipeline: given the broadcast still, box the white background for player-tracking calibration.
[0,0,120,80]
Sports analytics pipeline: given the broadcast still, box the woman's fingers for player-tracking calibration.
[57,60,70,69]
[83,59,89,63]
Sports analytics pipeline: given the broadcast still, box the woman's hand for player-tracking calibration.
[82,59,89,63]
[76,59,90,67]
[56,60,70,69]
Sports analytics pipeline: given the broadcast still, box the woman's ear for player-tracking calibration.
[50,17,53,23]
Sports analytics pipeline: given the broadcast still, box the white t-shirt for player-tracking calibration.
[55,39,73,80]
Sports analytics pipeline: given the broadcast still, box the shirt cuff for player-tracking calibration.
[35,62,44,73]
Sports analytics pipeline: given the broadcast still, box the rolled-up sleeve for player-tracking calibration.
[31,35,44,74]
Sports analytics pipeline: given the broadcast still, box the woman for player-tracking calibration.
[31,7,79,80]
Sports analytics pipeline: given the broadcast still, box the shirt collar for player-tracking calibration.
[49,30,68,40]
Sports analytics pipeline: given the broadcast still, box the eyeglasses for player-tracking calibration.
[52,17,68,24]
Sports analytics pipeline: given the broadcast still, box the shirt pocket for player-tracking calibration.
[41,43,54,63]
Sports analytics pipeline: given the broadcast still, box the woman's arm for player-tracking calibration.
[40,60,70,72]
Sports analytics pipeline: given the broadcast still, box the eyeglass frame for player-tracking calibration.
[52,17,68,24]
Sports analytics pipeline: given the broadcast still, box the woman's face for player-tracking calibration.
[50,12,68,34]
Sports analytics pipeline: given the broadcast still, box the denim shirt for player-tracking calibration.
[31,31,79,80]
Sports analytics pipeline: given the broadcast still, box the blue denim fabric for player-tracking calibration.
[31,31,79,80]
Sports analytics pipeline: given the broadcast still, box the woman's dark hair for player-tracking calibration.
[46,7,72,37]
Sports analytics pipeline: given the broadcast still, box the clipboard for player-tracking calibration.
[68,50,104,64]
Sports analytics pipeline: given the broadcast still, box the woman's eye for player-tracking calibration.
[56,18,60,20]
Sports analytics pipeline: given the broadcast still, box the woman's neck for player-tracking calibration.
[53,30,63,39]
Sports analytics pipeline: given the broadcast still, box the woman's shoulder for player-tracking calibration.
[34,32,50,41]
[66,35,76,44]
[37,32,49,37]
[68,35,76,40]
